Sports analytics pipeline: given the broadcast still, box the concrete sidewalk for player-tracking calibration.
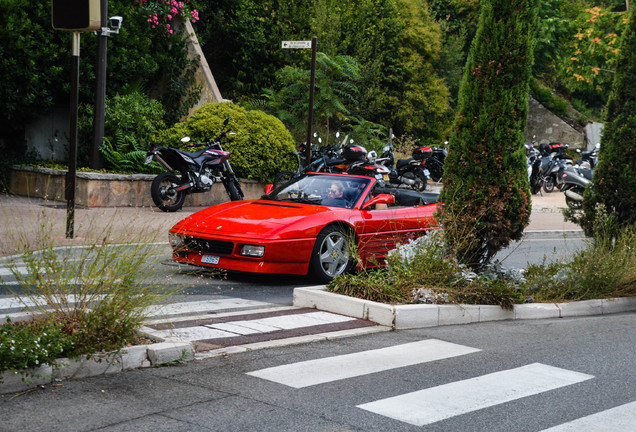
[0,188,581,257]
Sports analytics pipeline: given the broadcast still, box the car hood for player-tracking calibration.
[171,200,341,238]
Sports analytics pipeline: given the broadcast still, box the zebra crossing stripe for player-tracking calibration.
[357,363,594,426]
[539,400,636,431]
[152,311,356,342]
[246,339,481,388]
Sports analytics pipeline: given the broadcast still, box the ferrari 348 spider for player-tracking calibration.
[169,172,439,282]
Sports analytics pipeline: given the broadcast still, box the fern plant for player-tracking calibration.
[99,132,162,174]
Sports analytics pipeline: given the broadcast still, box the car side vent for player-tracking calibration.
[184,237,234,255]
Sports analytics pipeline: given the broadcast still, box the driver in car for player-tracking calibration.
[322,181,347,207]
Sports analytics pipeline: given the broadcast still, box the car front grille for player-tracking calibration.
[184,237,234,255]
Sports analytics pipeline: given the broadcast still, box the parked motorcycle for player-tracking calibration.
[145,118,244,212]
[272,133,348,188]
[575,143,600,169]
[527,146,543,194]
[560,166,592,209]
[377,132,429,191]
[535,143,573,193]
[412,142,447,183]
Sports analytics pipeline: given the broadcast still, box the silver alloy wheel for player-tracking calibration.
[317,231,350,278]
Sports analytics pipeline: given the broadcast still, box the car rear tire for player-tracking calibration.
[309,225,355,283]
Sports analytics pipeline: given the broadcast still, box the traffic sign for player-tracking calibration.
[282,40,312,49]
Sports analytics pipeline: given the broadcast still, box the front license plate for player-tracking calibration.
[375,174,383,180]
[201,255,220,265]
[144,155,153,165]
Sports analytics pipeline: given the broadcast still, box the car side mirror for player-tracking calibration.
[362,194,395,210]
[264,184,274,195]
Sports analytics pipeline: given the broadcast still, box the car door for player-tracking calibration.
[351,203,438,268]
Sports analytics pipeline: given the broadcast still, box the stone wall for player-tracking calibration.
[9,166,266,208]
[525,98,585,147]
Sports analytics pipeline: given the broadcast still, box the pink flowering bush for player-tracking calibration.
[137,0,199,34]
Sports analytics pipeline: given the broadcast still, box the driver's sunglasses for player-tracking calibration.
[327,188,340,194]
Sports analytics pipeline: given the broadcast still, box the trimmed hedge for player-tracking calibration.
[153,103,296,183]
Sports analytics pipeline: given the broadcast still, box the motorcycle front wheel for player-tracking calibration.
[225,176,244,201]
[543,175,555,193]
[151,173,186,212]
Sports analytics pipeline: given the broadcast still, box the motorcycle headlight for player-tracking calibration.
[169,233,185,248]
[240,245,265,257]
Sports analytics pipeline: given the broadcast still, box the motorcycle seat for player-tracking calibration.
[395,158,415,169]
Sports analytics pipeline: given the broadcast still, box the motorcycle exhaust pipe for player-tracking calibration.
[564,189,583,201]
[399,176,416,185]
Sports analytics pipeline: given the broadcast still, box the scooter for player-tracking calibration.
[560,167,592,209]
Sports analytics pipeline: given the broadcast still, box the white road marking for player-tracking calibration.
[357,363,594,426]
[144,298,272,317]
[0,266,26,277]
[0,295,107,310]
[540,401,636,431]
[153,326,235,341]
[246,339,481,388]
[154,311,356,342]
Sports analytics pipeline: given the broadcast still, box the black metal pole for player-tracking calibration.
[304,36,317,168]
[90,0,108,170]
[66,32,81,239]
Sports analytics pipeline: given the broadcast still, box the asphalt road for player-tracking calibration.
[1,312,634,431]
[1,234,587,308]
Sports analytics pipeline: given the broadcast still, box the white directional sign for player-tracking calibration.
[282,40,312,49]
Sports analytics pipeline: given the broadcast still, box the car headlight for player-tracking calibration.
[169,233,185,248]
[240,245,265,257]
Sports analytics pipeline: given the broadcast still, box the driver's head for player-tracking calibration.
[327,182,344,198]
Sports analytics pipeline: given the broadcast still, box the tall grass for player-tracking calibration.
[1,203,174,365]
[329,225,636,308]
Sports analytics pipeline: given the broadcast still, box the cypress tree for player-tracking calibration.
[581,9,636,236]
[439,0,539,269]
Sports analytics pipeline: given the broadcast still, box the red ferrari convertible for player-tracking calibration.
[169,172,439,282]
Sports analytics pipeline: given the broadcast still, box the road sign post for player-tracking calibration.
[282,37,317,167]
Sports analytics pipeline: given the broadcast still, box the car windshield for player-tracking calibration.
[267,174,371,209]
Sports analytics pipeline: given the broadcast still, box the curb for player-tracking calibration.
[293,286,636,329]
[0,341,193,395]
[523,229,585,239]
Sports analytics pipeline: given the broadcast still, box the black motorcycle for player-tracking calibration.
[538,143,572,193]
[145,118,244,212]
[377,134,429,191]
[412,143,447,183]
[272,133,349,188]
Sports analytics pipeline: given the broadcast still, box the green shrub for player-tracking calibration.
[0,317,73,374]
[153,102,296,182]
[530,79,569,117]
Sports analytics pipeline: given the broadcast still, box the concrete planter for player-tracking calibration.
[293,286,636,329]
[9,166,266,208]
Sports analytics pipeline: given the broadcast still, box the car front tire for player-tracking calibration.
[309,225,355,283]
